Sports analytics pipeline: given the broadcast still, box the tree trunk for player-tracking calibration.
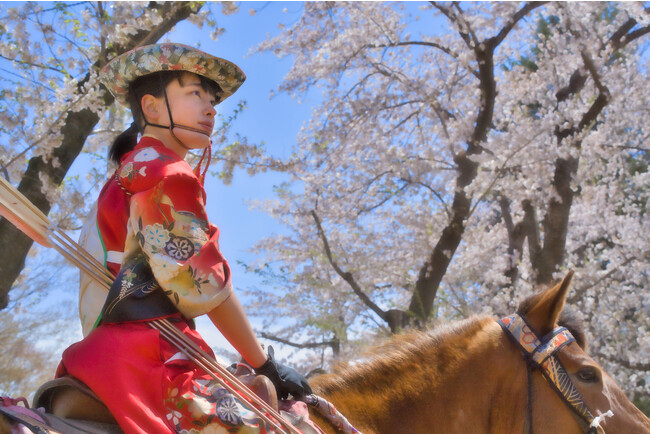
[408,2,546,324]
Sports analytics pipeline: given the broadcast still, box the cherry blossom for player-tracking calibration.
[251,2,650,400]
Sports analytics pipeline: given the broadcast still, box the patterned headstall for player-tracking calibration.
[498,313,609,434]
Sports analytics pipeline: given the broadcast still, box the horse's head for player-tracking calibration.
[510,271,650,434]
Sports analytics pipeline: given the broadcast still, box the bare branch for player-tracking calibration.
[260,332,338,350]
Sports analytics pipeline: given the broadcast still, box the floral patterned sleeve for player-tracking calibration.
[124,166,233,319]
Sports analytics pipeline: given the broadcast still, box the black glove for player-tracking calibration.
[254,346,313,400]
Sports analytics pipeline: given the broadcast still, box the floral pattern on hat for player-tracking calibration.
[100,43,245,106]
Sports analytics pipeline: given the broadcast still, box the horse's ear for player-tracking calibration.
[523,271,574,337]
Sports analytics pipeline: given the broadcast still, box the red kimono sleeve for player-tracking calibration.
[124,166,233,318]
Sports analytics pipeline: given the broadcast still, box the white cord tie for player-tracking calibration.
[590,409,614,429]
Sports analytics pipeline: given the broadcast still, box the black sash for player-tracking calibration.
[99,254,178,324]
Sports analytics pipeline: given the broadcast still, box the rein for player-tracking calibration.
[498,313,613,434]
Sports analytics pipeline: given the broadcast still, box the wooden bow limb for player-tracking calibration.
[0,176,299,434]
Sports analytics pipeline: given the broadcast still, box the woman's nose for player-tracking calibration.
[205,104,216,117]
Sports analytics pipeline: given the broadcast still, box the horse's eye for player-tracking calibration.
[576,367,600,383]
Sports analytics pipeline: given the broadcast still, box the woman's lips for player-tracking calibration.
[198,121,214,133]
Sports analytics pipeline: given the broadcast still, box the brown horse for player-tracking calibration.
[309,273,650,433]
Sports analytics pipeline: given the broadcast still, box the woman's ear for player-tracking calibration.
[140,94,161,123]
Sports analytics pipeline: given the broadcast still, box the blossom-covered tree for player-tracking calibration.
[250,1,649,399]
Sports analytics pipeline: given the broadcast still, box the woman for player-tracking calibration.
[57,43,311,434]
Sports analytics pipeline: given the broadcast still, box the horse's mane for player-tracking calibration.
[313,296,588,396]
[312,315,495,395]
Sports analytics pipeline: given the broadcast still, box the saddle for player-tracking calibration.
[31,373,278,432]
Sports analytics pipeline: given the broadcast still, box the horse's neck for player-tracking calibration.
[313,317,506,433]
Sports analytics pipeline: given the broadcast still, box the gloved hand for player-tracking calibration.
[254,346,313,400]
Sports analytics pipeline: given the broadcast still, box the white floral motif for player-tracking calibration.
[120,162,134,179]
[189,395,213,416]
[133,147,160,162]
[149,254,178,283]
[207,273,221,289]
[144,223,170,249]
[166,409,182,426]
[119,279,133,298]
[179,425,228,434]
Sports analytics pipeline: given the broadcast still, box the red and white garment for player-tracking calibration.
[58,137,279,433]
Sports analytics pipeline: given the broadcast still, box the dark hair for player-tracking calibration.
[108,71,222,163]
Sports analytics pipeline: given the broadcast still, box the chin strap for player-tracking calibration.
[154,73,212,151]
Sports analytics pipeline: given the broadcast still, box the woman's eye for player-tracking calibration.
[576,367,600,383]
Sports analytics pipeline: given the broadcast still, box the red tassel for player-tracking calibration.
[193,142,213,185]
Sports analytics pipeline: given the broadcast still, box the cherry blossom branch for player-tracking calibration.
[365,40,459,60]
[430,2,475,50]
[568,256,637,304]
[556,16,648,103]
[401,177,451,219]
[310,209,390,324]
[593,350,650,372]
[468,130,545,220]
[609,15,650,50]
[499,197,525,284]
[408,2,546,322]
[355,181,411,217]
[621,25,650,46]
[450,3,480,48]
[532,14,646,283]
[491,2,548,48]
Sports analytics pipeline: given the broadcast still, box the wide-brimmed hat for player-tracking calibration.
[100,43,246,106]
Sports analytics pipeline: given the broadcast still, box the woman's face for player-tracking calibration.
[145,72,218,155]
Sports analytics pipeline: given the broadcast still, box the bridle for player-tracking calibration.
[498,313,613,434]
